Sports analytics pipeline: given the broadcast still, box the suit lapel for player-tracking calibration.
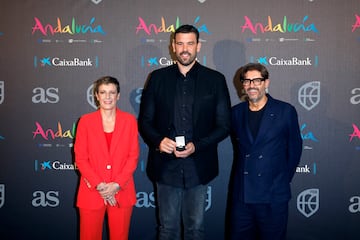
[244,105,255,144]
[192,64,203,126]
[165,69,177,123]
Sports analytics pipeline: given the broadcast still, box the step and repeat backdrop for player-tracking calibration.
[0,0,359,239]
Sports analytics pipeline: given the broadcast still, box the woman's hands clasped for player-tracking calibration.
[96,182,120,206]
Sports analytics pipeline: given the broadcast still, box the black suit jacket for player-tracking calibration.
[230,95,303,203]
[138,62,231,184]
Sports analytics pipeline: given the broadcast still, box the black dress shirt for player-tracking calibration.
[161,63,201,188]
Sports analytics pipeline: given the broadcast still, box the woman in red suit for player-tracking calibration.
[75,76,139,240]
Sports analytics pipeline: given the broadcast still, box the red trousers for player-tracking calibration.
[79,205,133,240]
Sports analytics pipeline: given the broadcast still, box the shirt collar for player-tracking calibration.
[176,61,200,78]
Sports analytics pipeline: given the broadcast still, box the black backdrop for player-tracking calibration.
[0,0,359,239]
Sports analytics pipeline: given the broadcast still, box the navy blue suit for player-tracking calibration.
[229,94,302,240]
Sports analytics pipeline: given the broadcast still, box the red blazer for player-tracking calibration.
[75,109,139,209]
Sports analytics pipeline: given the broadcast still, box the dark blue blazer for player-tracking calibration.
[230,95,302,203]
[139,62,231,185]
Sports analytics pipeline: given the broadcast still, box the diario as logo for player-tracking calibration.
[349,196,360,213]
[0,184,5,208]
[0,81,4,104]
[32,190,60,207]
[350,88,360,105]
[32,87,59,103]
[135,186,213,211]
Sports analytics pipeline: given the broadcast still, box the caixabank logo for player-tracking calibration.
[141,56,176,68]
[296,163,317,175]
[34,159,77,172]
[249,55,318,67]
[140,56,207,68]
[34,56,99,68]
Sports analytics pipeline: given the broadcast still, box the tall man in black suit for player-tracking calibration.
[138,24,231,240]
[229,63,303,240]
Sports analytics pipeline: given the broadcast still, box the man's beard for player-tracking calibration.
[247,88,265,103]
[176,52,197,66]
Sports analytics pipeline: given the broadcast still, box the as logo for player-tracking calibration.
[350,88,360,105]
[0,81,4,104]
[32,87,59,103]
[0,184,5,208]
[32,190,59,207]
[136,186,212,211]
[136,191,155,208]
[349,196,360,213]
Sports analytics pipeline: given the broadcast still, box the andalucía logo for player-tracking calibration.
[136,16,210,43]
[241,16,318,42]
[352,14,360,32]
[34,56,99,68]
[32,17,105,44]
[32,121,76,141]
[136,16,210,36]
[240,15,319,35]
[349,123,360,150]
[300,123,319,150]
[32,17,105,36]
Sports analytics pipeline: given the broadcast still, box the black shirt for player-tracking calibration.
[248,104,266,139]
[160,63,201,188]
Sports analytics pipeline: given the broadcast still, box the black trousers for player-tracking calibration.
[229,201,289,240]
